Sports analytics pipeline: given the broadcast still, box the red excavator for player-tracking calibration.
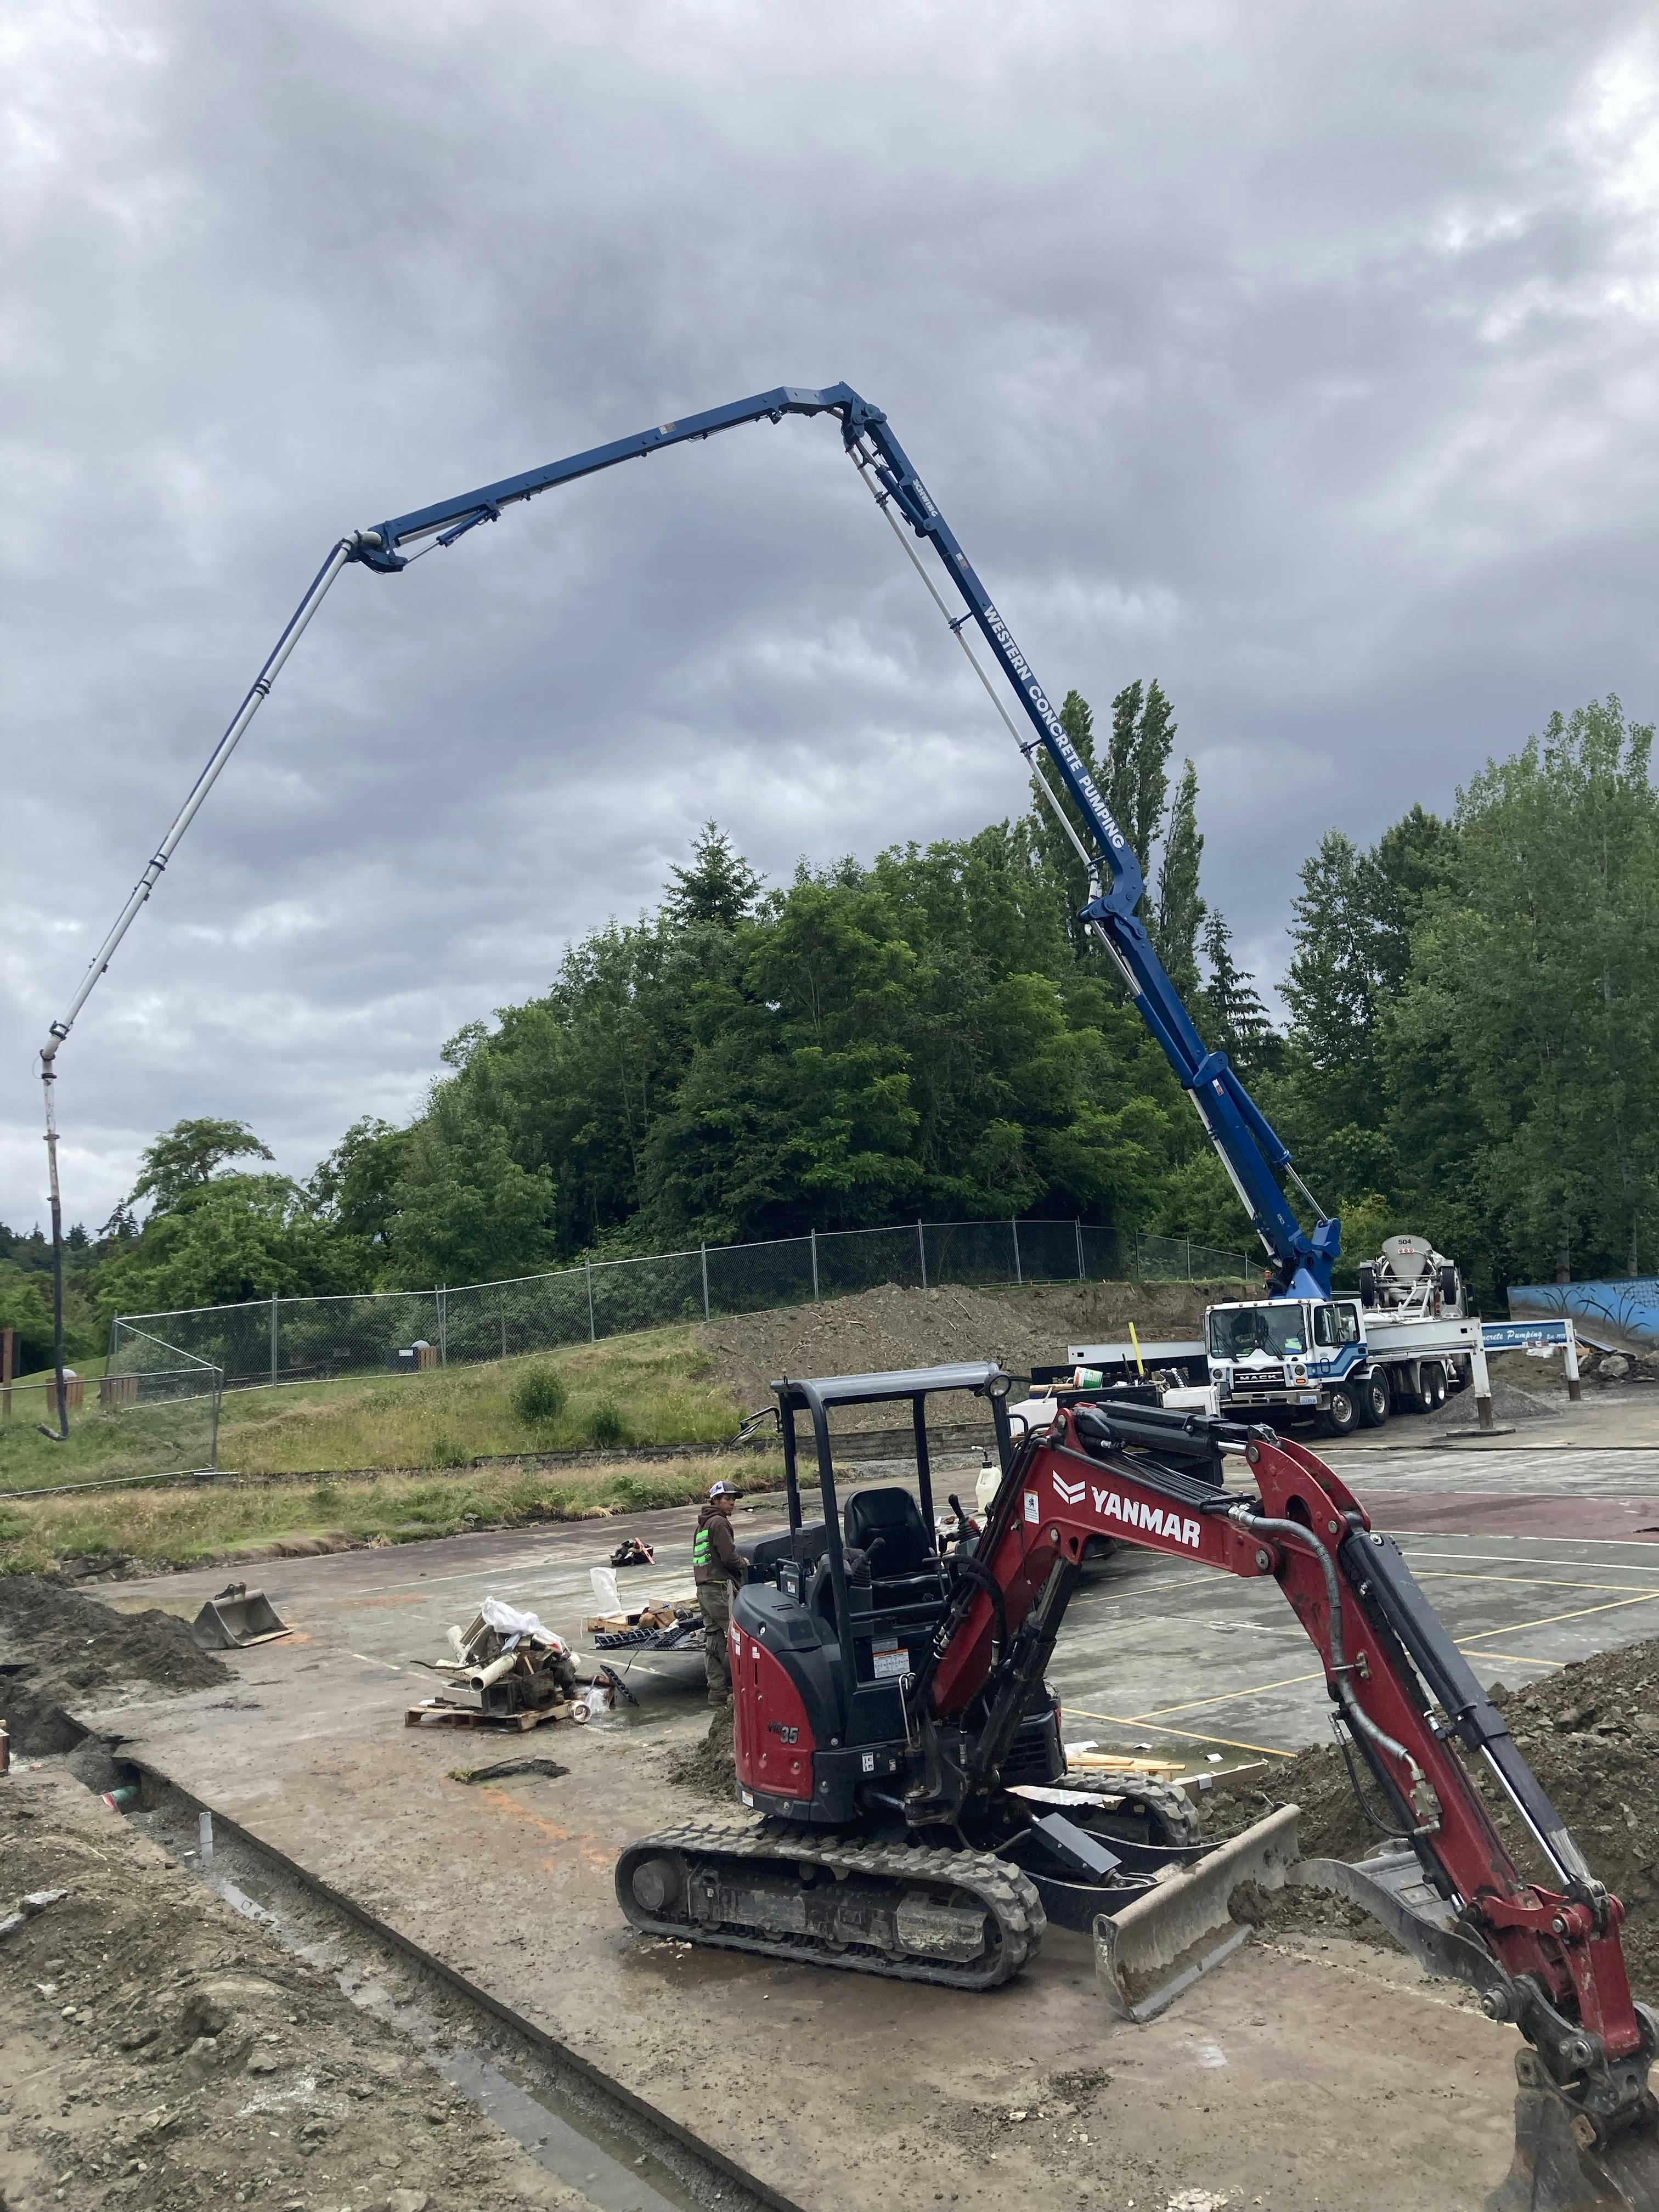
[618,1361,1659,2211]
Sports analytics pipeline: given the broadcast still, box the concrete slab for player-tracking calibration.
[71,1447,1659,2211]
[83,1623,1522,2212]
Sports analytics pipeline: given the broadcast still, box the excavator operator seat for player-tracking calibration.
[843,1486,946,1619]
[844,1486,932,1577]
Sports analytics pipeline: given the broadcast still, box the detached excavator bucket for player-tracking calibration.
[1095,1802,1300,2021]
[190,1583,291,1650]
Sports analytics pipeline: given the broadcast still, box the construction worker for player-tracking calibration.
[693,1479,743,1706]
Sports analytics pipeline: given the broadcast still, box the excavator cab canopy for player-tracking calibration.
[753,1362,1018,1730]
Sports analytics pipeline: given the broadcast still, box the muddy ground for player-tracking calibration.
[699,1278,1214,1426]
[0,1578,230,1754]
[0,1769,602,2212]
[1206,1632,1659,1994]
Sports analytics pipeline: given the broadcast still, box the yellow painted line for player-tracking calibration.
[1452,1590,1659,1638]
[1131,1667,1329,1720]
[1455,1648,1564,1669]
[1062,1704,1293,1760]
[1414,1571,1659,1597]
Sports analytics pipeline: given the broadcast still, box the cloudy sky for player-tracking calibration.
[5,2,1659,1233]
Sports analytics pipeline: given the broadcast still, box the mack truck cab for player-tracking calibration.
[1205,1288,1477,1437]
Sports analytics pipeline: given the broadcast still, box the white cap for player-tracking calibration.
[708,1479,738,1499]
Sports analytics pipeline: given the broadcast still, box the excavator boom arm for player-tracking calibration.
[920,1404,1650,2130]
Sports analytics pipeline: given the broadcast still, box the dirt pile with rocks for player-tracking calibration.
[669,1702,737,1801]
[700,1278,1216,1429]
[1208,1633,1659,1995]
[0,1577,228,1754]
[1438,1350,1565,1428]
[0,1768,597,2212]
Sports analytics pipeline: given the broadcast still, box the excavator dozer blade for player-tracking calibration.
[1094,1802,1300,2022]
[190,1587,291,1650]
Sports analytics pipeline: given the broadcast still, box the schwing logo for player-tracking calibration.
[1052,1474,1087,1508]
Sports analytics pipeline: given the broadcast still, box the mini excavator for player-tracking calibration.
[617,1364,1659,2211]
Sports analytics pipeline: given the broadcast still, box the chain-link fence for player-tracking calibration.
[0,1328,221,1489]
[1133,1232,1259,1284]
[111,1217,1248,1394]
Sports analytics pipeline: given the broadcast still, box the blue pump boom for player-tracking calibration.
[351,383,1336,1298]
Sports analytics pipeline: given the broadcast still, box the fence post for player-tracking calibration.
[700,1244,710,1323]
[1186,1240,1193,1284]
[270,1294,278,1386]
[1011,1218,1022,1288]
[1,1325,10,1419]
[917,1220,928,1291]
[1075,1218,1084,1281]
[499,1295,507,1361]
[585,1257,596,1342]
[810,1228,819,1302]
[437,1286,448,1367]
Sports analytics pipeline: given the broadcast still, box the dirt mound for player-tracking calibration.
[1439,1351,1565,1428]
[0,1769,597,2212]
[0,1575,228,1754]
[701,1279,1216,1427]
[1206,1635,1659,1995]
[670,1702,737,1801]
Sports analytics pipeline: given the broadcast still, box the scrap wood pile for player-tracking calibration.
[407,1596,583,1733]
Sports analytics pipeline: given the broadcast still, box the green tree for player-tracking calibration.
[1200,913,1280,1081]
[388,1114,558,1287]
[1394,698,1659,1284]
[95,1173,358,1317]
[306,1118,413,1277]
[127,1118,275,1216]
[1153,759,1205,996]
[1027,690,1106,953]
[664,822,764,930]
[1104,678,1177,874]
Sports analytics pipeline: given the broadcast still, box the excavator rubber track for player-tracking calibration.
[616,1816,1047,1989]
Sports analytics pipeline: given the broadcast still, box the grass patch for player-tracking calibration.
[0,1453,783,1578]
[0,1325,740,1494]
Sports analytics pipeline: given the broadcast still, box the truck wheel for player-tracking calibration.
[1356,1371,1390,1427]
[1323,1385,1358,1438]
[1423,1362,1447,1411]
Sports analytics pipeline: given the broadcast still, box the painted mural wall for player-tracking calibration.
[1506,1279,1659,1356]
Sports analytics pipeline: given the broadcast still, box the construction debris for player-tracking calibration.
[610,1537,656,1567]
[189,1581,291,1650]
[584,1565,703,1653]
[409,1596,580,1731]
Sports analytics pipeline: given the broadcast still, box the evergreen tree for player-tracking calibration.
[1153,759,1205,996]
[1027,689,1105,953]
[1105,678,1176,873]
[665,822,763,930]
[1200,913,1279,1080]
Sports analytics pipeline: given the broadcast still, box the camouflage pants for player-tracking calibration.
[699,1581,732,1703]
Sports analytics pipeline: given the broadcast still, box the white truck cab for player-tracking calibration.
[1204,1291,1487,1436]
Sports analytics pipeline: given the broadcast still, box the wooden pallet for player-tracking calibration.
[405,1697,571,1733]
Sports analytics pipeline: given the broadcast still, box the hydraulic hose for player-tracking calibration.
[1229,1506,1432,1820]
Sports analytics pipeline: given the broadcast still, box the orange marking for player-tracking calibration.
[474,1786,614,1870]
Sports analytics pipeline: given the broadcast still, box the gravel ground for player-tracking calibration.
[0,1769,602,2212]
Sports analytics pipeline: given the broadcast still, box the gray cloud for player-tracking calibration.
[6,1,1659,1228]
